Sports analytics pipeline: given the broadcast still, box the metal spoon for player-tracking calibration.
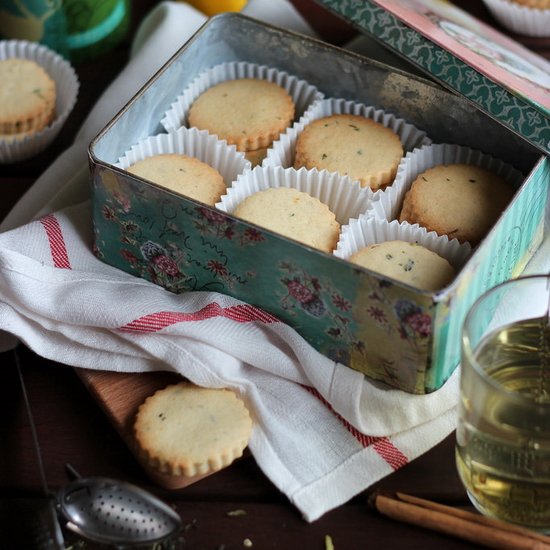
[57,465,182,547]
[14,347,182,548]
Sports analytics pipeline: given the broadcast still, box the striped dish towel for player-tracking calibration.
[0,202,458,521]
[0,1,458,521]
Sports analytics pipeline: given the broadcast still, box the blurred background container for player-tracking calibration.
[63,0,130,63]
[0,0,131,63]
[0,0,69,57]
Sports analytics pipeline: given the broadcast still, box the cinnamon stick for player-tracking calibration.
[369,491,550,550]
[395,492,550,545]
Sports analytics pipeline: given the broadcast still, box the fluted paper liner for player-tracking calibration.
[264,97,432,180]
[115,126,250,192]
[336,215,473,281]
[483,0,550,36]
[160,61,323,151]
[216,165,375,229]
[0,40,79,164]
[369,143,525,223]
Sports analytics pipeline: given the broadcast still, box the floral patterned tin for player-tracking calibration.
[89,13,548,394]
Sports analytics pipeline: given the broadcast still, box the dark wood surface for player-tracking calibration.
[1,2,547,548]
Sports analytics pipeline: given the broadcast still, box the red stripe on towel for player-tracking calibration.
[120,302,279,332]
[40,214,71,269]
[303,385,408,470]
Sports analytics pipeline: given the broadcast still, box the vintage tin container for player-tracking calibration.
[89,13,548,394]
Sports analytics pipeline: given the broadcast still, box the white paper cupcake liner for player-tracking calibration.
[370,143,525,222]
[0,40,79,164]
[115,127,250,190]
[263,97,432,180]
[216,165,375,231]
[160,61,323,135]
[483,0,550,37]
[335,216,472,276]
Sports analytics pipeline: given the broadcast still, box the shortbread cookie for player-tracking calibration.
[134,382,253,477]
[0,58,56,136]
[399,164,515,245]
[349,240,456,291]
[294,114,404,190]
[233,187,341,253]
[127,153,226,206]
[188,78,295,152]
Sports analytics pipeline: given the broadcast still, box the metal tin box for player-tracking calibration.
[89,13,548,394]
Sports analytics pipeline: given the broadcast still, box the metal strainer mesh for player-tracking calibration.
[58,478,181,545]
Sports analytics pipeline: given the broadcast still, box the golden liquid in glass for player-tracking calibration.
[456,317,550,531]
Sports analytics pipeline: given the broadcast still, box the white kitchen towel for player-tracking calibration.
[0,1,544,522]
[0,200,458,521]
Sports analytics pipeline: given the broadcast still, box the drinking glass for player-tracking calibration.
[456,275,550,531]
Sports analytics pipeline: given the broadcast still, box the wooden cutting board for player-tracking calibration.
[76,369,215,489]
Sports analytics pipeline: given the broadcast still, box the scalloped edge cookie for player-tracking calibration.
[134,382,253,478]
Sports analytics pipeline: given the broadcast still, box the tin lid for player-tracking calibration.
[316,0,550,155]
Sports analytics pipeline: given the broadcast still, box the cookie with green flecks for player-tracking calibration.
[134,382,253,478]
[349,240,456,291]
[398,164,515,245]
[293,114,403,190]
[233,186,341,254]
[188,78,295,152]
[126,153,226,206]
[0,58,56,137]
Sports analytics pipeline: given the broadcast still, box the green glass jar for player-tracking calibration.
[0,0,69,58]
[63,0,130,63]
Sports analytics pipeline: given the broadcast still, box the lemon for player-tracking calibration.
[182,0,247,16]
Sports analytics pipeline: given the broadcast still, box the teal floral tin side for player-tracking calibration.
[91,164,435,394]
[428,157,549,392]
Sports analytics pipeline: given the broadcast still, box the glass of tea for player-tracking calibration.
[456,274,550,531]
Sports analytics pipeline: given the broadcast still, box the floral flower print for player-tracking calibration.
[394,299,431,338]
[113,191,131,212]
[140,241,166,261]
[120,220,139,233]
[102,205,116,220]
[332,293,352,312]
[198,207,228,224]
[406,312,431,338]
[207,260,228,277]
[301,296,326,317]
[284,278,316,304]
[394,299,421,322]
[367,305,386,324]
[152,255,180,277]
[281,277,326,318]
[120,249,139,265]
[244,228,264,242]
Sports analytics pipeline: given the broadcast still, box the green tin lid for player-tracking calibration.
[316,0,550,156]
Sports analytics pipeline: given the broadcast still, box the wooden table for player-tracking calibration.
[0,2,547,548]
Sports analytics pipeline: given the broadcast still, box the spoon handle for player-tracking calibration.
[65,463,82,481]
[14,347,65,550]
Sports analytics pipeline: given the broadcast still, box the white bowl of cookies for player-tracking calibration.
[0,40,79,164]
